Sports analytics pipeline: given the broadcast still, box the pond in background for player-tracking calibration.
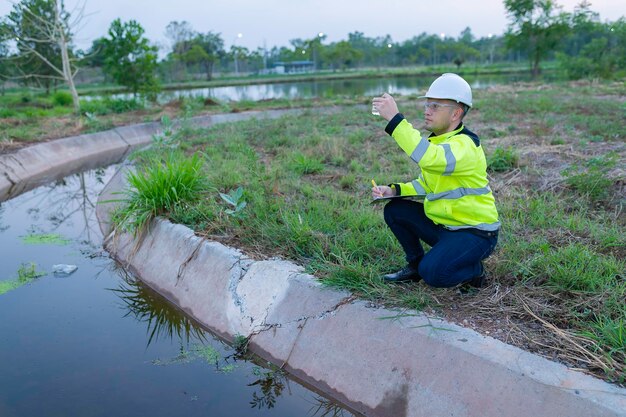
[86,72,533,103]
[0,167,356,417]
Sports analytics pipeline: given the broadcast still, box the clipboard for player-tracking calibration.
[370,195,425,205]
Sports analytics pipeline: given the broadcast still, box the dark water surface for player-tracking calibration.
[0,167,355,417]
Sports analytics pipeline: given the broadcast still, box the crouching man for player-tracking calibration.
[371,73,499,288]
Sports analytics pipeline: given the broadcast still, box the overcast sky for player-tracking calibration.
[1,0,624,53]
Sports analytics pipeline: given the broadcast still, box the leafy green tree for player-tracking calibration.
[102,18,160,98]
[323,41,363,70]
[558,17,626,79]
[451,31,480,69]
[166,26,223,80]
[504,0,569,77]
[246,47,265,73]
[191,32,224,80]
[1,0,81,109]
[230,45,249,74]
[347,31,394,68]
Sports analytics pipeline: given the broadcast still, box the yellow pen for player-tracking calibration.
[371,179,383,197]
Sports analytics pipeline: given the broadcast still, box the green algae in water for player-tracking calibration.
[21,233,71,245]
[194,345,221,364]
[152,344,223,367]
[0,280,20,295]
[0,263,46,295]
[220,364,237,374]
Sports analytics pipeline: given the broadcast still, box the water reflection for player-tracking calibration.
[249,366,287,410]
[6,169,108,248]
[111,271,207,347]
[308,396,353,417]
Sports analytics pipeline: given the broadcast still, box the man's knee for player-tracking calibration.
[383,199,421,225]
[383,199,403,222]
[418,260,453,288]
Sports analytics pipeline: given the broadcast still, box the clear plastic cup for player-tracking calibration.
[371,103,380,116]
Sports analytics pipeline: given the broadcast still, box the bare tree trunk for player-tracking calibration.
[54,0,80,113]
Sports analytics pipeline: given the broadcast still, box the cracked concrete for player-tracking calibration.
[2,112,626,417]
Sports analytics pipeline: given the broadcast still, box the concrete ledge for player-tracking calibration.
[97,165,626,417]
[0,130,130,201]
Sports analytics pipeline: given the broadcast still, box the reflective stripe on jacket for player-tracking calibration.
[386,114,500,232]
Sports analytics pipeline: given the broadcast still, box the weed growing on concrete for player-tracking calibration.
[112,152,206,235]
[151,116,177,150]
[232,334,250,356]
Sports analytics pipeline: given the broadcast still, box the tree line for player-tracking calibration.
[0,0,624,112]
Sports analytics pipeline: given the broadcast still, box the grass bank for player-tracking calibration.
[112,80,626,385]
[0,90,360,153]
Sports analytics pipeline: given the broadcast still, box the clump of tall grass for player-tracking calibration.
[562,153,618,203]
[487,146,519,172]
[112,152,206,235]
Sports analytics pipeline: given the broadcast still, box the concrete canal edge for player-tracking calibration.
[1,112,625,417]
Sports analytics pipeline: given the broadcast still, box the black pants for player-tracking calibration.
[384,199,498,288]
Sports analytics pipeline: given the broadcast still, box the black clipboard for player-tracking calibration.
[370,195,425,205]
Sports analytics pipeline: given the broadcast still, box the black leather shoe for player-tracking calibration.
[383,265,422,282]
[467,262,486,288]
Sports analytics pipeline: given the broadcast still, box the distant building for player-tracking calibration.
[272,61,315,74]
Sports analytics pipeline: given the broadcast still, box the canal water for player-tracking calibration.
[0,166,356,417]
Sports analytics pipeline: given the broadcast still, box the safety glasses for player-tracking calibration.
[423,102,460,112]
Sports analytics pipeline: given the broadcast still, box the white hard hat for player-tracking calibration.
[420,73,472,107]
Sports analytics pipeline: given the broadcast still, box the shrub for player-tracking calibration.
[104,97,143,113]
[80,97,143,115]
[487,146,519,172]
[562,153,617,202]
[111,152,206,234]
[288,153,324,175]
[52,91,73,107]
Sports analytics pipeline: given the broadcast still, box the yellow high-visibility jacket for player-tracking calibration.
[386,114,500,232]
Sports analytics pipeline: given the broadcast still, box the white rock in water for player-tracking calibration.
[52,264,78,275]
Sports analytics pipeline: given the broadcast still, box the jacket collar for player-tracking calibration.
[428,123,464,143]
